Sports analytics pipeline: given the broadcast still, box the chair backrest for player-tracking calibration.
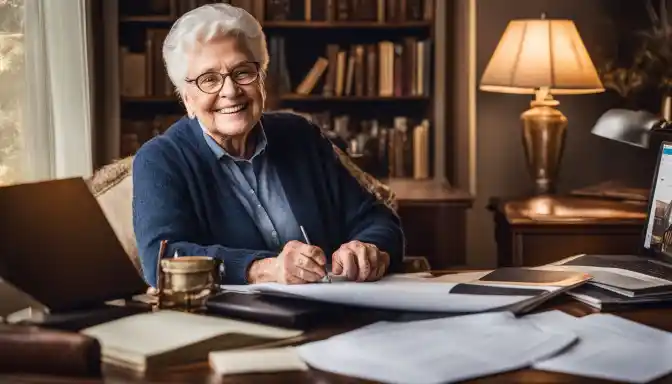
[331,145,398,212]
[87,146,398,275]
[87,156,141,273]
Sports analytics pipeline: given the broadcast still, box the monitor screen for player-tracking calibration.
[644,143,672,255]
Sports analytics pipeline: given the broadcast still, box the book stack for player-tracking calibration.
[534,254,672,310]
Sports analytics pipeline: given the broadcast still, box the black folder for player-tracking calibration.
[205,291,346,329]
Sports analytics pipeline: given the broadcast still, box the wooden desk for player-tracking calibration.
[387,178,473,269]
[4,296,672,383]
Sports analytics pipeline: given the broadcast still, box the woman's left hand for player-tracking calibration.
[332,240,389,282]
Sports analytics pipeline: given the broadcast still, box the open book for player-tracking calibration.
[80,310,303,372]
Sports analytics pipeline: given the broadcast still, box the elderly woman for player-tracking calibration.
[132,3,404,287]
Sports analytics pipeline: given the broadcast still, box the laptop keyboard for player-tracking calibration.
[564,256,672,281]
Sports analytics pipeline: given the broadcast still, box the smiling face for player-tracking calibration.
[182,34,265,144]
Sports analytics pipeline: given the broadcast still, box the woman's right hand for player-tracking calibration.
[274,240,328,284]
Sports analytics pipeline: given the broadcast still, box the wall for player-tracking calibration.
[455,0,659,267]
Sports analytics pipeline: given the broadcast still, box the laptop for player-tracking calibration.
[0,177,148,321]
[539,142,672,296]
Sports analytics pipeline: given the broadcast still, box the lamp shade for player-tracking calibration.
[480,18,605,95]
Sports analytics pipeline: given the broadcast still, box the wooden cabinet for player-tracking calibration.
[387,179,473,269]
[488,196,647,267]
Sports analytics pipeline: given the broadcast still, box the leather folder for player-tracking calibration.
[0,324,102,377]
[205,291,346,329]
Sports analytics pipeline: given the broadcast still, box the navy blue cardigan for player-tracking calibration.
[132,112,405,286]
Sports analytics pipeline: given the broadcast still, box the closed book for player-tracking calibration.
[295,57,328,95]
[567,284,672,310]
[412,121,429,179]
[80,310,303,372]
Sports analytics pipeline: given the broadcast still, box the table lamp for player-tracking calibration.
[480,14,605,194]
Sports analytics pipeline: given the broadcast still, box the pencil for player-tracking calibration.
[299,226,331,283]
[156,240,168,306]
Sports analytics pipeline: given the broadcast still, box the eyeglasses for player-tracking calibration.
[185,61,261,94]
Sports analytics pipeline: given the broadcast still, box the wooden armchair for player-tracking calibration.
[87,145,430,279]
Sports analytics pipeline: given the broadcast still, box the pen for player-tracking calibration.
[300,225,331,283]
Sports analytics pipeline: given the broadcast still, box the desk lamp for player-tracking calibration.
[480,14,605,194]
[591,108,669,148]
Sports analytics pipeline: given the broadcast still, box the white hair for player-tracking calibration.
[163,3,269,95]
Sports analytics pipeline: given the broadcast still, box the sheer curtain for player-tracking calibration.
[0,0,24,184]
[0,0,94,184]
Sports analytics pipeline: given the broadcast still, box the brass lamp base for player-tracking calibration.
[520,90,568,195]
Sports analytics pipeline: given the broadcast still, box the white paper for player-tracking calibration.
[221,276,540,313]
[209,347,308,375]
[529,311,672,383]
[296,311,577,384]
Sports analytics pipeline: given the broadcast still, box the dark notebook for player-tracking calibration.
[205,292,346,329]
[450,284,547,296]
[567,284,672,311]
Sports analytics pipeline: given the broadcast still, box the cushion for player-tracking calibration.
[87,157,141,274]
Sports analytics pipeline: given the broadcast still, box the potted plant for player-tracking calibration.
[599,0,672,119]
[638,0,672,119]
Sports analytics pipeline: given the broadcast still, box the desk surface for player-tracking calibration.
[4,296,672,384]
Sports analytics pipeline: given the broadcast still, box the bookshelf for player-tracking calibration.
[102,0,449,181]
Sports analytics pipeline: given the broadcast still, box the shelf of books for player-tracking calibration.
[114,0,437,179]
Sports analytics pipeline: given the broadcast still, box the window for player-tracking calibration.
[0,0,94,185]
[0,0,24,185]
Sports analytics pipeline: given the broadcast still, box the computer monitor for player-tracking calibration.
[643,141,672,263]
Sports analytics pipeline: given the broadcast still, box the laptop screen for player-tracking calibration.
[644,142,672,256]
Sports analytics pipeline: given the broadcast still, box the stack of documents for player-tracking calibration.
[566,283,672,310]
[534,254,672,309]
[296,311,576,384]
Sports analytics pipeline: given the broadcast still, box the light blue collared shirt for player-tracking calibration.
[198,119,303,251]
